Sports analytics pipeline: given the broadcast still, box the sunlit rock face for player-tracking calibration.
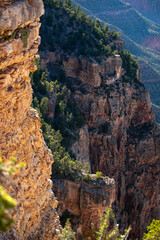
[0,0,60,239]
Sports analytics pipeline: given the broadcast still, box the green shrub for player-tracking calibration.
[40,97,49,116]
[59,219,76,240]
[42,122,83,180]
[83,162,90,174]
[95,171,103,180]
[30,60,85,181]
[113,50,118,55]
[0,186,16,232]
[121,50,138,80]
[112,29,118,40]
[83,173,91,184]
[143,220,160,240]
[92,207,131,240]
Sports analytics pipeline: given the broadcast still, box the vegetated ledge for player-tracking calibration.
[52,175,115,239]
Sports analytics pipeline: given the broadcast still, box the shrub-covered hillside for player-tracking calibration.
[31,60,85,180]
[40,0,138,77]
[40,0,122,60]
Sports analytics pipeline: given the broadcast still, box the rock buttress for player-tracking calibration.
[0,0,60,239]
[52,177,115,239]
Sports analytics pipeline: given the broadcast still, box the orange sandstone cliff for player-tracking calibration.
[0,0,60,239]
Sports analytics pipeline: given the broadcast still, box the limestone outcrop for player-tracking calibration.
[53,177,115,239]
[0,0,60,239]
[40,52,125,87]
[41,52,160,239]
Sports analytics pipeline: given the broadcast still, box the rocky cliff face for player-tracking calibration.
[41,51,160,239]
[0,0,60,239]
[53,177,115,239]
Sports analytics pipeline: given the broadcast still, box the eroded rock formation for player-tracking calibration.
[41,52,160,239]
[53,177,115,239]
[40,51,125,87]
[0,0,60,239]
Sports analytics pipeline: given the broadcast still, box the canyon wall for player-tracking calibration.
[41,52,160,239]
[53,177,115,239]
[0,0,60,239]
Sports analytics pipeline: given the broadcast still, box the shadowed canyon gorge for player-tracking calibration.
[0,0,160,239]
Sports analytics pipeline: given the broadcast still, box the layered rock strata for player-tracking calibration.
[41,52,160,239]
[40,52,125,87]
[53,177,115,239]
[0,0,60,239]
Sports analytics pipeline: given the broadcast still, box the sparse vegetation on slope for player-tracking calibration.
[31,59,84,180]
[41,0,122,61]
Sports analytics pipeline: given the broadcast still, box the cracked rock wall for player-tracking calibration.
[0,0,60,239]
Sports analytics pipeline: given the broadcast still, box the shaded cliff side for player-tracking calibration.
[0,0,60,239]
[41,51,160,239]
[40,49,160,238]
